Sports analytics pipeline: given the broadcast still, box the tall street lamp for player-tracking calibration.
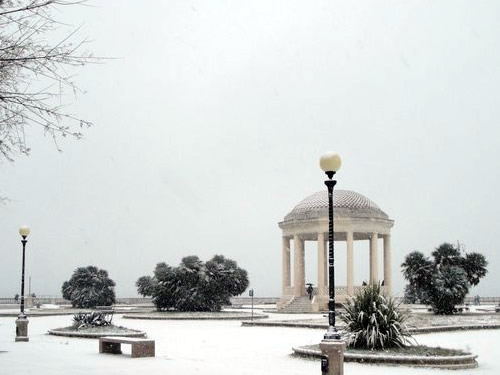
[319,152,342,340]
[319,152,346,375]
[16,225,30,342]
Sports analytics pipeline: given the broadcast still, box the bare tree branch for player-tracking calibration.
[0,0,99,162]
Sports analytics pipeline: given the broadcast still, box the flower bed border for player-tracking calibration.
[48,327,146,339]
[242,320,500,334]
[293,345,478,369]
[123,312,268,320]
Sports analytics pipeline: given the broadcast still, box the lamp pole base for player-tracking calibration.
[15,317,29,342]
[320,339,346,375]
[324,325,341,340]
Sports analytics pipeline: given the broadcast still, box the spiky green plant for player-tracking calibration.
[72,311,113,330]
[340,284,414,350]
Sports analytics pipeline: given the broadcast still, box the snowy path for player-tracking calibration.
[1,314,499,374]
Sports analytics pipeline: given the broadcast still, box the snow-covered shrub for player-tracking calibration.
[430,266,469,314]
[402,243,488,314]
[72,311,113,330]
[136,276,155,297]
[61,266,116,308]
[401,251,432,304]
[341,284,413,350]
[137,255,249,312]
[403,284,423,304]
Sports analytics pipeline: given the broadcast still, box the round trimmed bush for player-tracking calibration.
[62,266,116,308]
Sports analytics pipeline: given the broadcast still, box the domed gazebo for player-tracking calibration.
[278,189,394,312]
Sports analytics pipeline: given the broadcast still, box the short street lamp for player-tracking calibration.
[319,152,346,375]
[15,225,30,342]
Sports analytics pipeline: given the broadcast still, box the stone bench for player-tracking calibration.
[99,336,155,358]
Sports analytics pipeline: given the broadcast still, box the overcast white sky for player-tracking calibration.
[1,0,499,299]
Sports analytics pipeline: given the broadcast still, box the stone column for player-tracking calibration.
[293,235,305,296]
[369,233,378,285]
[282,237,291,295]
[346,231,354,295]
[384,234,392,295]
[317,232,326,295]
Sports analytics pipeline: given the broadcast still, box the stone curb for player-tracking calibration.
[48,328,146,339]
[242,320,326,328]
[292,345,478,369]
[409,324,500,334]
[123,313,268,320]
[1,311,83,317]
[242,321,500,334]
[0,309,153,318]
[263,310,321,314]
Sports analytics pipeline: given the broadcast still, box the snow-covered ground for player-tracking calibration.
[40,304,62,310]
[1,312,499,374]
[0,304,62,314]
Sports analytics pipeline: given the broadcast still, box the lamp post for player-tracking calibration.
[319,152,346,375]
[15,225,30,342]
[319,152,342,340]
[249,288,254,322]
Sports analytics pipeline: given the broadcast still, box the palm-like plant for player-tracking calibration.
[61,266,116,308]
[137,255,249,312]
[340,284,414,350]
[401,243,488,314]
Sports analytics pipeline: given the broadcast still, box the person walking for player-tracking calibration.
[306,283,314,300]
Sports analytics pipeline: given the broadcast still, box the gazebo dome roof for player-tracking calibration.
[284,190,389,222]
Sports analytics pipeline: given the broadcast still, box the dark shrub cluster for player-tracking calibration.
[62,266,116,308]
[402,243,488,314]
[137,255,249,312]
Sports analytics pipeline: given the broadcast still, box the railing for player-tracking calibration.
[230,297,280,305]
[0,297,153,305]
[0,298,18,304]
[336,286,348,295]
[114,297,152,305]
[311,285,388,296]
[3,294,497,306]
[463,296,500,305]
[281,285,388,297]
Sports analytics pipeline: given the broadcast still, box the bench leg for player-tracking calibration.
[100,341,122,355]
[131,342,155,358]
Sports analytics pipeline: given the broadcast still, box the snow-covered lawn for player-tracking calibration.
[1,313,499,374]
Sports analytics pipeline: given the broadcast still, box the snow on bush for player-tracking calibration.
[61,266,116,308]
[137,255,249,312]
[341,284,414,350]
[72,311,113,330]
[402,243,488,314]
